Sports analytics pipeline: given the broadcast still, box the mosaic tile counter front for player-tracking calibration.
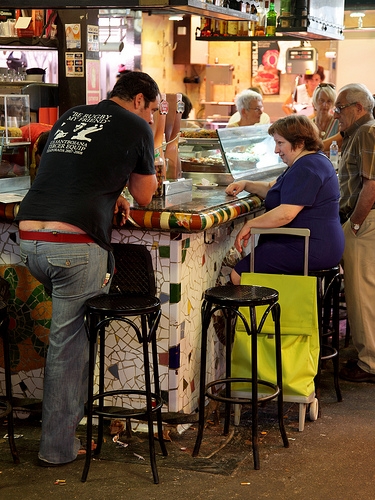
[0,214,259,416]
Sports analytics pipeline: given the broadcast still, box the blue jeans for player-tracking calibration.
[20,239,114,464]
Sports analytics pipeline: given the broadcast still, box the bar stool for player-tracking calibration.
[192,284,289,470]
[81,244,167,484]
[0,276,20,464]
[310,267,342,403]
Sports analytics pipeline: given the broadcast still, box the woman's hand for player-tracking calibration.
[234,221,252,253]
[226,180,247,196]
[114,195,130,226]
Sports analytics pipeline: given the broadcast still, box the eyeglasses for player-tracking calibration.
[318,83,336,89]
[333,102,358,114]
[249,106,264,112]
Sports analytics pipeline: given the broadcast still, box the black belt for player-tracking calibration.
[19,230,95,244]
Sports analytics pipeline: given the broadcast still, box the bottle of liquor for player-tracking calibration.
[254,0,266,36]
[219,20,228,36]
[227,20,239,36]
[248,3,257,36]
[280,0,292,28]
[212,19,221,36]
[228,0,241,10]
[266,2,277,36]
[200,17,212,37]
[238,2,249,37]
[295,0,308,28]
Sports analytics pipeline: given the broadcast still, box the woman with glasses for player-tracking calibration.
[226,89,270,128]
[312,83,339,139]
[225,114,344,284]
[282,66,325,117]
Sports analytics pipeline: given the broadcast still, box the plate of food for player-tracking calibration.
[193,182,219,190]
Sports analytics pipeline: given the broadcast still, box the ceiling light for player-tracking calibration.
[169,15,184,21]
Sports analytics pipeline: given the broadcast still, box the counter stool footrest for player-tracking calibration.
[205,378,280,405]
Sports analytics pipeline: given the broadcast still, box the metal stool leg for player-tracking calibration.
[223,307,234,436]
[141,315,159,484]
[192,299,211,457]
[250,304,260,469]
[150,318,167,457]
[330,273,342,402]
[2,317,20,464]
[95,322,106,456]
[81,313,98,482]
[272,302,289,447]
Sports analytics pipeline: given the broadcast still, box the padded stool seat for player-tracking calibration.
[192,284,289,470]
[81,244,167,484]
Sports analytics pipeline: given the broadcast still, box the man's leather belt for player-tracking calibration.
[19,230,95,244]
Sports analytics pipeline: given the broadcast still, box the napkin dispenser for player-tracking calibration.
[163,178,193,196]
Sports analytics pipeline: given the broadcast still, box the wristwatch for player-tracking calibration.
[350,218,361,231]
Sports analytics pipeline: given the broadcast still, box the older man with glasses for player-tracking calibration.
[336,83,375,383]
[227,88,270,128]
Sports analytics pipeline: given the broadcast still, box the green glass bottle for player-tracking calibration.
[266,2,277,36]
[280,0,292,28]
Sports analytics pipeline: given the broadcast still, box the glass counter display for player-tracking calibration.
[180,124,285,185]
[0,94,30,144]
[0,95,31,192]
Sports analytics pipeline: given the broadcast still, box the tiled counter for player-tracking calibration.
[0,187,263,415]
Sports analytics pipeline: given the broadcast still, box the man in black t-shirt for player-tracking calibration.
[16,71,160,467]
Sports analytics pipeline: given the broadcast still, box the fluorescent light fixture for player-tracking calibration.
[169,15,184,21]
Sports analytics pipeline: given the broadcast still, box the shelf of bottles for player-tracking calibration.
[195,0,313,41]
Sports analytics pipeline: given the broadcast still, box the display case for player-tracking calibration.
[0,94,30,144]
[0,94,31,192]
[180,124,285,186]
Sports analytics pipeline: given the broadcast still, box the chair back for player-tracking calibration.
[110,243,156,297]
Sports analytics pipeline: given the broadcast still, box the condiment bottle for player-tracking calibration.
[153,151,166,197]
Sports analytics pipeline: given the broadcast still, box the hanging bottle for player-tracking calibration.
[266,2,277,36]
[159,93,169,115]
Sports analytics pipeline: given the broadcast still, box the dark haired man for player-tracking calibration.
[16,71,160,466]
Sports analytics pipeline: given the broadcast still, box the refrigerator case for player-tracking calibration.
[180,124,285,186]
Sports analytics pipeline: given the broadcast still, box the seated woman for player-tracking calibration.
[226,89,269,128]
[225,114,344,285]
[312,83,339,140]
